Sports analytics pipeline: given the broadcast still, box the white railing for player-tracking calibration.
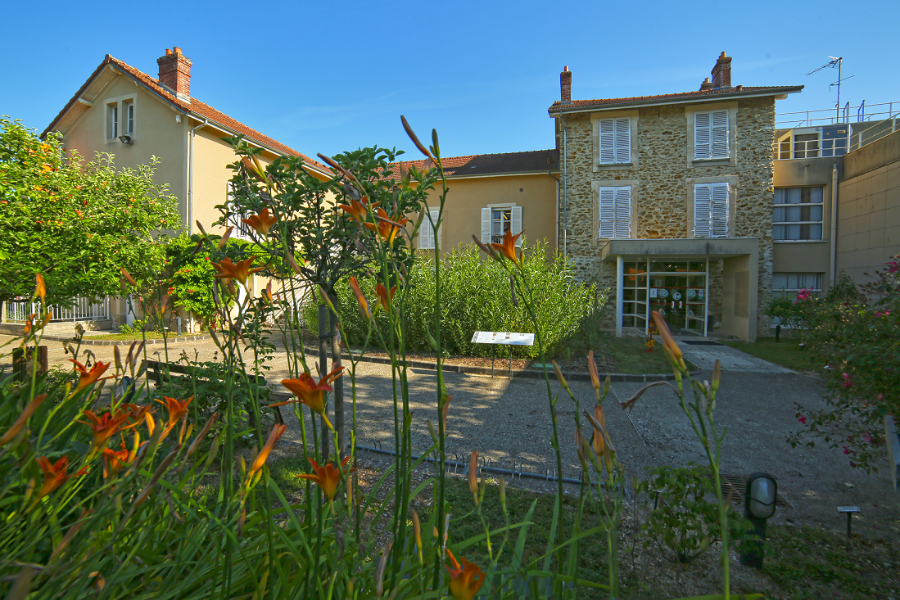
[776,100,898,128]
[4,296,110,323]
[849,114,900,152]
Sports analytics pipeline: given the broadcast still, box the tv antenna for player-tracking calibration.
[808,57,854,122]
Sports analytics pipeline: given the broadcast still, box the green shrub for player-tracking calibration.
[637,464,750,565]
[307,240,602,359]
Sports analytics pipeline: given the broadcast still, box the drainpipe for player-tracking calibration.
[187,118,208,234]
[830,162,839,289]
[547,172,561,254]
[560,112,569,259]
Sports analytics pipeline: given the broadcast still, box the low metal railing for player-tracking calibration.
[776,101,898,127]
[4,296,110,323]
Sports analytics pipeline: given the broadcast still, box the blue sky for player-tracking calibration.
[2,0,896,161]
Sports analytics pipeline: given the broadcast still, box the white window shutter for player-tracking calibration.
[694,184,711,237]
[711,110,729,158]
[695,112,711,160]
[430,208,441,248]
[615,118,631,164]
[598,119,615,164]
[511,205,523,246]
[615,187,631,238]
[598,188,616,237]
[419,208,435,249]
[710,183,729,237]
[481,207,491,244]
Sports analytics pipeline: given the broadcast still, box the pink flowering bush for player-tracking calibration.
[789,256,900,472]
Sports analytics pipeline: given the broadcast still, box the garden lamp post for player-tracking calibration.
[740,472,777,568]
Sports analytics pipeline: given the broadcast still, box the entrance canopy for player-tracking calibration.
[601,238,760,342]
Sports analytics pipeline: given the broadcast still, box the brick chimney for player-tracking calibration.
[560,66,572,104]
[710,52,732,89]
[699,77,712,91]
[157,47,192,102]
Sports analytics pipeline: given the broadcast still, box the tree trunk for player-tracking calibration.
[317,303,330,462]
[329,308,345,460]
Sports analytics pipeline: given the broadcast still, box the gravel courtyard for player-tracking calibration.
[3,331,898,540]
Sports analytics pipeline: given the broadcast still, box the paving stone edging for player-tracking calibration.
[36,334,212,347]
[344,351,692,382]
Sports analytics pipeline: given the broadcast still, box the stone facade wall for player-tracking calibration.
[557,97,776,333]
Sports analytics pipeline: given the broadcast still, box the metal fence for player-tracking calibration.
[776,100,898,128]
[3,296,110,323]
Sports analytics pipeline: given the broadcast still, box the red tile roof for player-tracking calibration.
[386,149,559,180]
[548,85,804,113]
[44,54,329,173]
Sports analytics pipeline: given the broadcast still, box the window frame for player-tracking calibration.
[694,109,729,160]
[592,109,638,171]
[773,187,825,242]
[107,103,118,139]
[481,203,522,247]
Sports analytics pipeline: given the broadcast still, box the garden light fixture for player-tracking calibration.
[118,134,133,144]
[740,472,777,568]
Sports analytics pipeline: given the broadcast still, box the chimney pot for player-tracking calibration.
[700,77,712,91]
[158,47,192,102]
[560,67,572,104]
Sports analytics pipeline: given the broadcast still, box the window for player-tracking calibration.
[598,186,632,238]
[226,183,253,240]
[418,207,441,250]
[694,182,729,237]
[790,133,819,159]
[481,205,522,245]
[125,101,135,136]
[598,117,631,164]
[772,272,822,300]
[774,187,823,241]
[694,110,729,160]
[108,104,118,139]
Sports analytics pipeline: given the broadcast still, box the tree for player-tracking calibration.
[0,117,180,306]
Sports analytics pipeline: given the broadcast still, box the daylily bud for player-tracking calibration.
[551,361,569,391]
[219,226,233,249]
[120,268,137,286]
[35,274,46,302]
[711,359,721,393]
[498,478,507,513]
[412,510,423,565]
[400,116,435,160]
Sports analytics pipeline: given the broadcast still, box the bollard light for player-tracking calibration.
[740,472,777,568]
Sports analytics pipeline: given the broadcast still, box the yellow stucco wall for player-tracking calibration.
[418,173,558,256]
[60,74,189,226]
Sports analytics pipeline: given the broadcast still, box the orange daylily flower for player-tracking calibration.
[70,360,112,393]
[446,549,485,600]
[80,410,133,454]
[241,207,277,236]
[590,405,614,474]
[211,257,264,286]
[156,396,193,440]
[248,423,287,481]
[490,229,524,267]
[102,435,138,479]
[374,283,397,313]
[338,196,376,222]
[296,456,353,502]
[36,456,84,499]
[348,277,371,319]
[276,366,344,429]
[364,209,409,245]
[0,394,46,448]
[650,311,685,370]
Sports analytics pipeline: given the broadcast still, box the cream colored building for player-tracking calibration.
[391,152,560,256]
[41,47,331,328]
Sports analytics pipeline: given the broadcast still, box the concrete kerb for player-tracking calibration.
[35,333,212,347]
[342,350,694,383]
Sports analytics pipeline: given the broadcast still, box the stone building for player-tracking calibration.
[549,54,802,341]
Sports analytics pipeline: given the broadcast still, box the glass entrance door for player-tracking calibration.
[621,259,709,335]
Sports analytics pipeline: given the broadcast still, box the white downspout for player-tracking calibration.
[830,162,839,289]
[188,118,208,234]
[615,255,624,337]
